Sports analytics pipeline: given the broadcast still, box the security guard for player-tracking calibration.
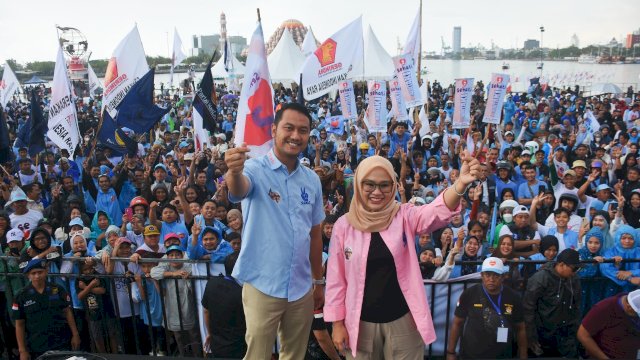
[12,259,80,359]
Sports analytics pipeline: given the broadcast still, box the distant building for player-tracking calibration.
[192,35,220,56]
[570,34,580,48]
[227,36,247,56]
[452,26,461,54]
[524,39,540,50]
[626,32,640,49]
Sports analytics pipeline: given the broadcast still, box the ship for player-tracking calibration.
[578,54,597,64]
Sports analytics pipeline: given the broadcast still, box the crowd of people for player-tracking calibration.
[0,76,638,359]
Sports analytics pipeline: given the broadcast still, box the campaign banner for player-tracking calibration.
[453,78,474,129]
[0,61,20,107]
[482,73,510,124]
[234,21,275,157]
[393,54,423,108]
[103,26,149,117]
[47,46,80,158]
[337,79,357,120]
[365,80,387,133]
[301,17,363,100]
[389,78,409,121]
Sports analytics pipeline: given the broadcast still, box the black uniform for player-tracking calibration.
[454,283,524,359]
[11,282,72,356]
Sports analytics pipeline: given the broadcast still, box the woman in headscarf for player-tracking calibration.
[325,152,480,359]
[577,227,605,316]
[587,211,615,251]
[448,236,483,279]
[600,225,640,297]
[622,189,640,228]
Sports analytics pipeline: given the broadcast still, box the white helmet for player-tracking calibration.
[499,200,519,210]
[525,140,539,154]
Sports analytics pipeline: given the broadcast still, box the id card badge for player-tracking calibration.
[497,327,508,343]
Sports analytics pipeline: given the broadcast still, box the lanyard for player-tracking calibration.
[483,285,505,327]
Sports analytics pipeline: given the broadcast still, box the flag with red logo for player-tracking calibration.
[365,80,387,133]
[233,21,274,157]
[301,17,363,100]
[392,54,423,108]
[403,7,421,68]
[338,79,357,120]
[483,73,510,124]
[102,26,149,117]
[453,78,474,129]
[0,61,20,107]
[47,45,80,158]
[389,78,409,121]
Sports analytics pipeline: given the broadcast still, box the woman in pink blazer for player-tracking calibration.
[325,152,480,359]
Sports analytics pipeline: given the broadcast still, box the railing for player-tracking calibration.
[0,256,638,358]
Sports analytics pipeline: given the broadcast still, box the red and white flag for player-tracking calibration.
[233,21,274,157]
[0,61,20,107]
[301,16,363,100]
[103,26,149,117]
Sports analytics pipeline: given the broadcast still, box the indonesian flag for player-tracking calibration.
[102,26,149,117]
[301,16,363,100]
[47,46,80,158]
[233,21,274,157]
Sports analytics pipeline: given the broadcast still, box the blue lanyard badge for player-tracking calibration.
[483,286,505,327]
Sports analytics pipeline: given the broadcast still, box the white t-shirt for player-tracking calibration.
[499,225,541,240]
[10,209,43,235]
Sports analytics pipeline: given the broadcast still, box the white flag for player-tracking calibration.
[301,27,318,58]
[393,54,423,108]
[170,28,187,88]
[482,73,510,124]
[301,16,363,100]
[389,78,409,121]
[338,79,357,120]
[47,46,80,158]
[403,8,421,67]
[453,78,474,129]
[103,26,149,117]
[0,61,20,107]
[87,63,102,97]
[365,80,387,133]
[192,109,210,152]
[233,21,275,158]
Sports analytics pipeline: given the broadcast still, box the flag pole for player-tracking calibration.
[416,0,422,84]
[257,8,261,22]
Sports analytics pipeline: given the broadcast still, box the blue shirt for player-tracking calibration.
[132,278,163,327]
[229,149,325,301]
[517,180,547,203]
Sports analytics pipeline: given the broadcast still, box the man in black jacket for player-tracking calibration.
[523,249,581,358]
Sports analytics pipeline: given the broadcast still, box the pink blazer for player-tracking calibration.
[324,194,458,356]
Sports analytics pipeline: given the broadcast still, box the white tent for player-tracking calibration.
[211,55,245,79]
[350,25,395,81]
[267,29,306,86]
[301,27,318,58]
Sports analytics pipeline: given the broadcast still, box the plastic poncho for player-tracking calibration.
[600,224,640,293]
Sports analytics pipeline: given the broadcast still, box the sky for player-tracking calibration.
[1,0,639,64]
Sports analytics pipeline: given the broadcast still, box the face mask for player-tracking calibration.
[502,214,513,223]
[425,196,435,204]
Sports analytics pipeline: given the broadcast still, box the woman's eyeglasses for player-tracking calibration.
[361,181,394,194]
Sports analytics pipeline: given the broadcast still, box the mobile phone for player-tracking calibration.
[538,185,545,193]
[125,208,133,222]
[610,202,618,211]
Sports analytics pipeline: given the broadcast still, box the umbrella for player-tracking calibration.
[590,83,622,95]
[221,94,238,103]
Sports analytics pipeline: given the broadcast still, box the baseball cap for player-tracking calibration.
[69,217,84,228]
[591,161,602,168]
[521,150,531,156]
[512,205,529,217]
[22,259,47,274]
[505,131,514,136]
[557,248,580,266]
[300,157,311,166]
[481,257,505,275]
[7,228,24,243]
[596,184,612,192]
[144,225,160,236]
[499,200,519,210]
[117,237,132,245]
[628,289,640,317]
[154,164,167,172]
[359,143,370,150]
[572,160,587,169]
[164,232,181,242]
[166,245,183,254]
[564,169,577,177]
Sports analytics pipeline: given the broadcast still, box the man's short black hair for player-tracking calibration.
[224,251,240,276]
[274,103,312,127]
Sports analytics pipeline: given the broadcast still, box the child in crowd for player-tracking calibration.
[226,232,242,252]
[528,235,559,271]
[188,222,233,263]
[122,214,146,249]
[132,253,166,356]
[150,245,202,357]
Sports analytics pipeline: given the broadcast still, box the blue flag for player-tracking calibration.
[115,68,169,134]
[194,55,218,133]
[297,74,304,105]
[98,111,139,156]
[0,106,12,163]
[27,90,47,156]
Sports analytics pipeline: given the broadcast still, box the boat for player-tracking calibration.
[578,54,597,64]
[473,56,487,60]
[501,62,510,70]
[536,62,544,70]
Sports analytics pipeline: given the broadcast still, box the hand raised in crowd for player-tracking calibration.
[472,182,482,201]
[225,142,250,176]
[457,150,481,186]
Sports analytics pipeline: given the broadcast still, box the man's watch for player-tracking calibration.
[313,278,326,285]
